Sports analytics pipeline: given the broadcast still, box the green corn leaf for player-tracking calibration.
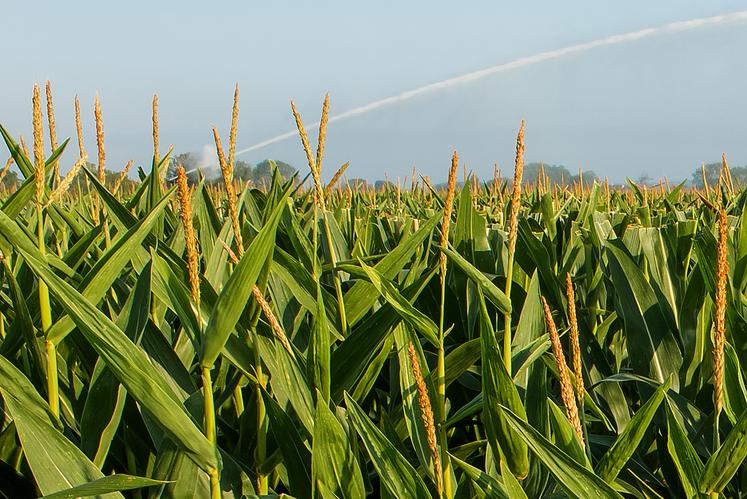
[200,191,287,367]
[595,376,671,482]
[308,278,331,402]
[500,405,623,499]
[263,392,312,499]
[604,240,683,389]
[0,209,220,473]
[80,360,127,467]
[723,342,747,424]
[356,258,439,347]
[477,286,529,479]
[665,401,704,498]
[45,185,175,344]
[700,406,747,494]
[449,454,510,499]
[344,392,430,498]
[499,455,528,499]
[344,211,440,326]
[331,267,436,400]
[441,245,511,314]
[312,394,366,499]
[41,475,169,499]
[0,355,121,497]
[547,401,589,468]
[394,324,439,487]
[260,335,315,434]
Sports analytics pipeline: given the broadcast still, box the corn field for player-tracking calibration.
[0,84,745,498]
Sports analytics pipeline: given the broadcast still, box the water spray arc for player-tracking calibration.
[236,10,747,156]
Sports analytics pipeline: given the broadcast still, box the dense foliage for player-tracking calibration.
[0,99,745,498]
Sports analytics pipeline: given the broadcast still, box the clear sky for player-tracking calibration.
[3,1,747,183]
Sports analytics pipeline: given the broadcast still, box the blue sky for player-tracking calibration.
[3,1,747,182]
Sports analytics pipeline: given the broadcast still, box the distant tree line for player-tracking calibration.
[1,170,18,189]
[522,163,598,186]
[690,161,747,189]
[423,163,599,190]
[12,156,738,193]
[166,152,297,186]
[0,162,137,193]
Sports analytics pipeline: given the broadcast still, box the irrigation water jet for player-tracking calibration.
[236,10,747,156]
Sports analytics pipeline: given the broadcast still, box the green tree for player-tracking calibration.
[167,152,202,185]
[691,161,747,188]
[234,160,254,182]
[635,173,654,186]
[1,170,18,189]
[522,162,599,187]
[348,178,368,189]
[253,159,296,184]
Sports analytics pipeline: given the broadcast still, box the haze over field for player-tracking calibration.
[4,1,747,183]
